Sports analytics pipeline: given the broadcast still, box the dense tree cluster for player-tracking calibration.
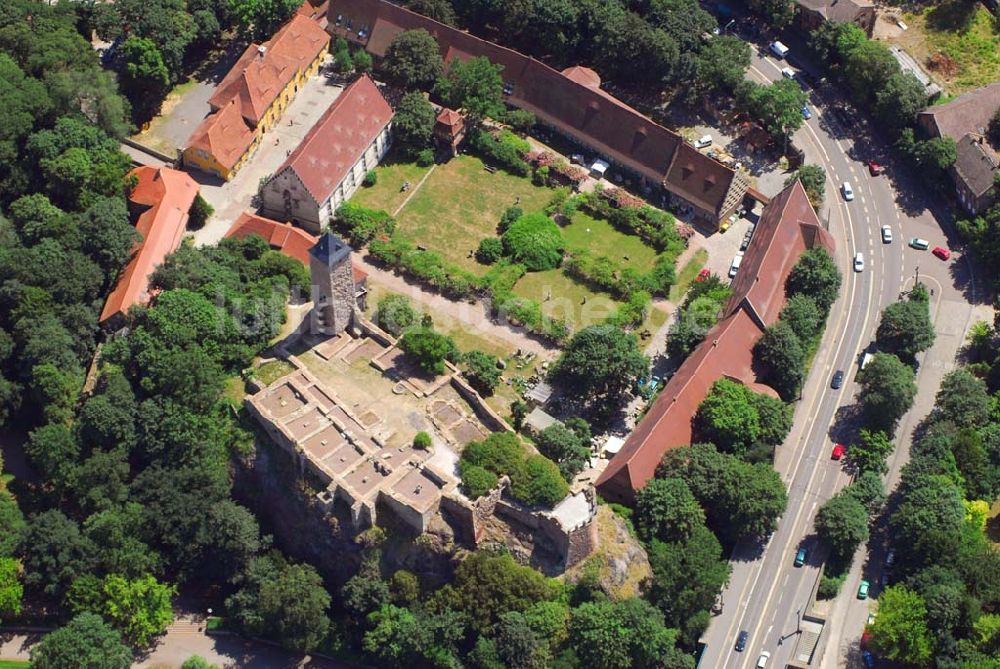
[552,325,649,410]
[876,283,935,363]
[666,273,730,361]
[458,432,569,507]
[694,378,793,462]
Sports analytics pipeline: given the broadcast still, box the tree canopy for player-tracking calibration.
[552,325,648,407]
[30,612,133,669]
[858,353,917,434]
[382,29,445,91]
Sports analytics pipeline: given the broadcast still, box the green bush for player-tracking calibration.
[501,212,564,271]
[416,148,435,166]
[498,206,522,233]
[462,432,524,474]
[463,350,501,396]
[459,463,499,498]
[476,237,503,264]
[188,193,214,230]
[398,327,456,375]
[511,455,570,507]
[817,574,845,599]
[334,203,395,245]
[363,170,377,187]
[470,129,530,176]
[413,431,431,449]
[375,294,418,336]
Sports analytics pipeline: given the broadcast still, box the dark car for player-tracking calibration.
[794,547,807,567]
[735,630,749,652]
[862,650,875,668]
[831,370,844,389]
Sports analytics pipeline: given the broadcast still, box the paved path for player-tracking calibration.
[354,255,557,357]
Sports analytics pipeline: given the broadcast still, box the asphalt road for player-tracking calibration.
[698,44,978,669]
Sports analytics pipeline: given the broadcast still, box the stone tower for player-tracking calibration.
[309,232,356,336]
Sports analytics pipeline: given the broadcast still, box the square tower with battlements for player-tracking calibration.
[310,232,357,335]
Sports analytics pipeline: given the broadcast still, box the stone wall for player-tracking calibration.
[450,374,514,434]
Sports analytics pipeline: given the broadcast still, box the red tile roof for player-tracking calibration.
[271,74,393,204]
[186,98,256,171]
[100,167,199,326]
[328,0,745,219]
[225,212,368,283]
[208,14,330,125]
[918,82,1000,143]
[595,180,834,502]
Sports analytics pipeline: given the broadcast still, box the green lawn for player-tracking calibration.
[563,211,658,272]
[669,248,709,303]
[895,6,1000,93]
[255,359,296,386]
[0,661,31,668]
[392,155,552,275]
[351,154,433,214]
[513,269,622,331]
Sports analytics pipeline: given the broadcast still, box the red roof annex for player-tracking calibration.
[595,181,835,503]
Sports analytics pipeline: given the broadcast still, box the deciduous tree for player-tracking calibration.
[869,586,933,666]
[393,91,436,154]
[382,29,444,91]
[786,247,841,314]
[29,612,133,669]
[552,325,648,407]
[859,353,917,433]
[815,490,869,559]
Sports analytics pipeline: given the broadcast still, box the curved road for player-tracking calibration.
[699,44,978,669]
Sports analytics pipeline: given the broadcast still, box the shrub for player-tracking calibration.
[463,350,501,396]
[413,431,431,449]
[416,148,435,167]
[460,464,499,498]
[476,237,503,264]
[498,206,522,233]
[188,194,214,230]
[533,165,550,187]
[510,455,570,507]
[398,327,456,375]
[363,170,377,187]
[463,432,524,474]
[375,294,418,336]
[501,212,564,271]
[334,203,395,245]
[470,129,530,176]
[818,574,845,599]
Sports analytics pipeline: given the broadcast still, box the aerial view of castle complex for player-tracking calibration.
[0,0,998,667]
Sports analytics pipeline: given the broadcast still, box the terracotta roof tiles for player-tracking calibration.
[186,98,256,171]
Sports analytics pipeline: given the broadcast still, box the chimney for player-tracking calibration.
[257,45,267,58]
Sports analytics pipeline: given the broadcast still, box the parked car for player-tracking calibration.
[842,182,855,201]
[868,161,885,176]
[885,550,896,567]
[729,253,744,278]
[757,651,771,668]
[781,67,796,79]
[695,134,713,149]
[854,252,865,272]
[736,630,749,652]
[794,547,808,567]
[831,370,844,389]
[862,650,875,668]
[932,246,951,260]
[740,231,753,251]
[801,104,812,119]
[831,443,846,460]
[909,238,930,250]
[695,268,711,282]
[880,572,890,588]
[881,225,892,243]
[770,41,789,58]
[858,580,870,599]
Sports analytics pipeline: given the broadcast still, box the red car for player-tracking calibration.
[932,246,951,260]
[695,268,711,282]
[831,444,846,460]
[868,161,885,176]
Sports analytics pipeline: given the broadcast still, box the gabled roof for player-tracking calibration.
[226,212,320,264]
[918,82,1000,142]
[208,14,330,125]
[271,75,393,204]
[100,167,199,325]
[595,180,834,501]
[186,98,256,171]
[953,134,999,198]
[328,0,743,217]
[796,0,874,24]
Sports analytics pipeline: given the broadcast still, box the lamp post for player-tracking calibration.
[796,608,802,634]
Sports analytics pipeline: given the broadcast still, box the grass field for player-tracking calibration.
[562,211,658,272]
[255,359,296,386]
[0,661,30,668]
[351,155,433,214]
[893,6,1000,93]
[392,155,552,275]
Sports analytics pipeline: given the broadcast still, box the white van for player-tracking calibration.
[770,41,790,59]
[860,352,874,370]
[694,135,713,149]
[729,254,743,278]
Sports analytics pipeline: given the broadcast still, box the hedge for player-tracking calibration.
[334,202,396,244]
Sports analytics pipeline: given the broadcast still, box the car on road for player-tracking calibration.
[854,252,865,272]
[735,630,749,652]
[756,651,771,668]
[867,612,877,625]
[932,246,951,260]
[881,225,892,243]
[868,161,885,176]
[801,104,812,119]
[695,268,711,282]
[909,238,930,250]
[842,182,855,201]
[862,650,876,669]
[831,370,845,389]
[770,41,789,58]
[781,67,796,79]
[794,547,808,567]
[858,580,870,599]
[831,443,846,460]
